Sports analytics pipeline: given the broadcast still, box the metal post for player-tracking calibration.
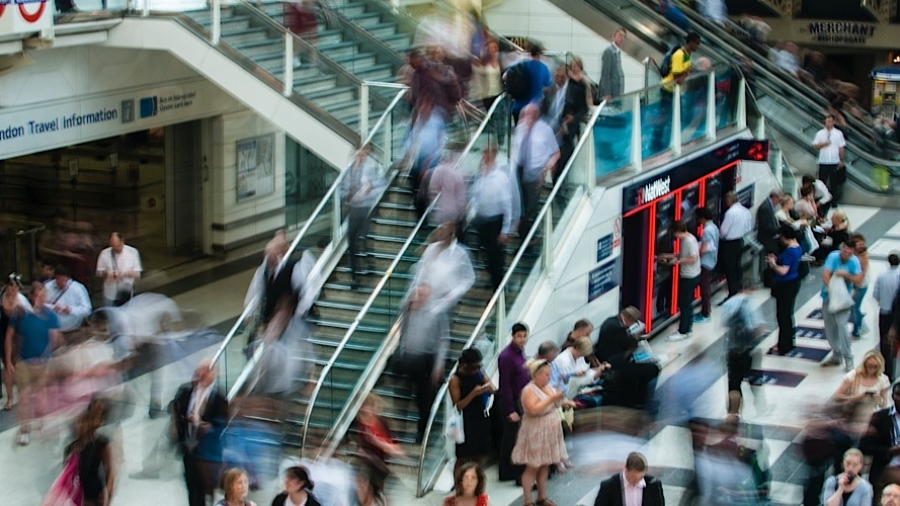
[331,191,342,243]
[142,0,150,16]
[211,0,221,45]
[706,71,716,142]
[736,76,747,130]
[497,290,506,356]
[359,84,370,142]
[382,111,392,167]
[631,93,642,171]
[672,85,682,156]
[756,116,766,140]
[542,208,554,273]
[583,126,595,195]
[283,35,293,97]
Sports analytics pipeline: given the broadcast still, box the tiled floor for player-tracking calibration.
[2,204,899,505]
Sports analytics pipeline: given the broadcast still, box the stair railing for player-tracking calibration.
[210,87,408,385]
[300,192,443,457]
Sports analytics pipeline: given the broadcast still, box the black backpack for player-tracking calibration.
[658,46,680,78]
[505,62,531,101]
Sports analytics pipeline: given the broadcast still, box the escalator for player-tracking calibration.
[538,0,900,197]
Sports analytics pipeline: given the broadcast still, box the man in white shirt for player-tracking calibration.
[594,452,664,506]
[44,265,91,333]
[513,104,560,239]
[873,251,900,380]
[472,142,514,291]
[668,220,701,341]
[340,143,383,287]
[95,232,142,307]
[812,114,847,205]
[717,191,752,302]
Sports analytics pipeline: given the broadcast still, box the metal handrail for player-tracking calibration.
[415,98,610,495]
[300,192,444,454]
[209,87,408,371]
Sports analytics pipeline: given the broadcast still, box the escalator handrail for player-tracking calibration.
[210,88,408,370]
[415,98,610,496]
[300,191,444,454]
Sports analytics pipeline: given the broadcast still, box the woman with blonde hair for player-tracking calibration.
[833,350,891,410]
[813,209,851,264]
[512,358,576,506]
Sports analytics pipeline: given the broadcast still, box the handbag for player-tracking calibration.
[41,453,83,506]
[444,409,465,444]
[828,273,854,312]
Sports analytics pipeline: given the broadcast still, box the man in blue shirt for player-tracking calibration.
[5,282,60,445]
[506,44,552,124]
[694,208,719,323]
[821,240,864,371]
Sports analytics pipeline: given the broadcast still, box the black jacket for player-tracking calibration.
[859,407,896,487]
[595,316,636,367]
[755,199,780,253]
[594,472,665,506]
[272,492,322,506]
[170,382,228,458]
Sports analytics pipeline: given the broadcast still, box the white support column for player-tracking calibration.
[360,84,370,142]
[382,111,392,167]
[631,94,642,171]
[283,35,293,97]
[756,116,766,140]
[672,85,682,157]
[142,0,150,16]
[542,208,554,273]
[736,77,747,130]
[497,290,507,356]
[583,127,595,195]
[706,71,717,142]
[211,0,221,45]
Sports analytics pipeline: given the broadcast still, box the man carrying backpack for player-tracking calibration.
[652,32,701,153]
[504,43,552,125]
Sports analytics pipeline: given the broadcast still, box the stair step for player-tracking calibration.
[333,2,368,17]
[315,40,360,59]
[221,27,271,45]
[361,21,398,39]
[293,74,339,94]
[342,11,382,27]
[305,86,357,107]
[232,38,284,58]
[330,52,377,69]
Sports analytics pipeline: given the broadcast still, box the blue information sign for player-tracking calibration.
[588,260,618,302]
[596,234,613,262]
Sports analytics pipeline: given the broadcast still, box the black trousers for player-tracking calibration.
[347,205,371,278]
[408,354,437,439]
[727,348,753,393]
[718,239,743,297]
[518,169,541,240]
[476,215,505,291]
[498,400,524,481]
[880,313,895,381]
[819,163,845,205]
[182,454,206,506]
[774,278,800,353]
[678,275,699,334]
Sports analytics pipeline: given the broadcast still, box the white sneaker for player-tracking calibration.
[16,432,29,446]
[667,331,692,341]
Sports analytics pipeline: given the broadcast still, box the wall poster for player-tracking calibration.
[236,134,276,202]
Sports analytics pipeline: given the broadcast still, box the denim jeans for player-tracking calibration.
[851,286,868,337]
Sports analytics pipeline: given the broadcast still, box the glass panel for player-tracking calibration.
[641,84,673,160]
[680,72,709,145]
[715,67,739,132]
[550,132,590,249]
[594,98,635,177]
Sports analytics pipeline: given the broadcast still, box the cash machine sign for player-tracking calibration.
[636,176,671,206]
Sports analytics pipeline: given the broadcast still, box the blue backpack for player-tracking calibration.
[658,46,680,78]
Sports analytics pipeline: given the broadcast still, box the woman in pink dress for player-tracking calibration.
[512,358,576,506]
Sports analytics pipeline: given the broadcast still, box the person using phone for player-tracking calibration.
[822,448,872,506]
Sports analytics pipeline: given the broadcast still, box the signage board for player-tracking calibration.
[596,234,613,263]
[588,259,619,303]
[0,0,53,37]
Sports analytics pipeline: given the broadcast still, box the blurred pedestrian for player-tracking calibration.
[1,273,30,408]
[822,449,872,506]
[395,222,475,443]
[654,32,700,153]
[244,231,316,334]
[883,484,900,506]
[498,322,529,483]
[694,207,718,324]
[444,462,490,506]
[757,189,783,287]
[599,28,626,101]
[768,225,802,355]
[833,350,891,410]
[505,44,552,123]
[859,382,900,491]
[700,0,728,25]
[513,104,559,241]
[873,251,900,380]
[216,468,257,506]
[273,465,322,506]
[472,142,513,291]
[404,96,448,219]
[6,282,60,445]
[171,359,228,506]
[429,147,468,233]
[801,173,832,219]
[593,452,664,506]
[513,358,575,506]
[594,308,659,409]
[95,232,142,307]
[821,240,864,371]
[45,264,92,333]
[354,392,403,494]
[341,143,383,289]
[721,289,766,414]
[450,348,495,477]
[62,396,116,506]
[284,0,318,67]
[850,234,870,339]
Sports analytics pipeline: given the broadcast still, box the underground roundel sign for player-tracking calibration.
[0,0,53,35]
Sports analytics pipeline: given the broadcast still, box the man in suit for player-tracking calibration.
[756,189,783,287]
[599,28,626,101]
[860,383,900,497]
[171,358,228,506]
[595,452,665,506]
